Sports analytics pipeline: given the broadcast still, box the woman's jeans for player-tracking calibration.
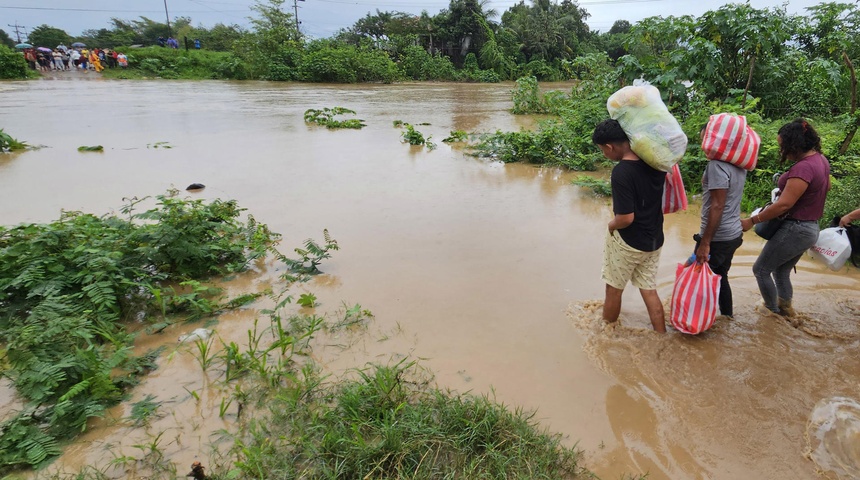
[752,219,819,312]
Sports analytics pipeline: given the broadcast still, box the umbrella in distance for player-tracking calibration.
[71,42,86,48]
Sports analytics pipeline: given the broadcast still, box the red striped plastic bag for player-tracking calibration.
[662,163,688,214]
[670,260,721,334]
[701,113,760,171]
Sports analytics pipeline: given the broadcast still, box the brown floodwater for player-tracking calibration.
[1,76,859,479]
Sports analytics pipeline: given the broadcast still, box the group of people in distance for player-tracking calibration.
[593,117,860,333]
[23,47,127,73]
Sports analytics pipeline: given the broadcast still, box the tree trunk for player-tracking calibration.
[839,51,858,155]
[742,55,756,109]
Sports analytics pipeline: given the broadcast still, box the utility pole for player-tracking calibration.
[293,0,305,34]
[163,0,172,38]
[7,22,25,43]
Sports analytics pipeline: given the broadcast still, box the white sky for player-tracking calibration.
[1,0,828,42]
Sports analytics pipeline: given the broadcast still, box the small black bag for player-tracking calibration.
[828,215,860,267]
[754,203,786,240]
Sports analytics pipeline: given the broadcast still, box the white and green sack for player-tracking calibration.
[607,85,687,172]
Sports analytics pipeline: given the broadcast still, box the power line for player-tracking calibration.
[0,5,247,13]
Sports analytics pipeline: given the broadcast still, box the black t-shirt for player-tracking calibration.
[611,159,665,252]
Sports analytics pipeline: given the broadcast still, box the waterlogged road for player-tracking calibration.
[1,76,859,479]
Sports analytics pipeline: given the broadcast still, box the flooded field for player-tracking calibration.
[1,77,859,479]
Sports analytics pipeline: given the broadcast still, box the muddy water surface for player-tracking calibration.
[1,77,859,479]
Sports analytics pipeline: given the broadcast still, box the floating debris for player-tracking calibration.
[178,328,212,343]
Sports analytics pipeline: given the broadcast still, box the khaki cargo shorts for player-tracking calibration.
[601,230,661,290]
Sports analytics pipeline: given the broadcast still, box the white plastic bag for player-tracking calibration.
[607,85,688,172]
[808,227,852,271]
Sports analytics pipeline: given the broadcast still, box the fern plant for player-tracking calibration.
[278,229,340,276]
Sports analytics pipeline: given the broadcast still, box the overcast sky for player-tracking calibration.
[2,0,828,42]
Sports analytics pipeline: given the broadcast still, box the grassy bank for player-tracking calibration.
[100,47,242,80]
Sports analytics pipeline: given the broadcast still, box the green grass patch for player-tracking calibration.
[230,360,588,479]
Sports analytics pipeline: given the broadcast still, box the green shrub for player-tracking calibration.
[0,191,280,471]
[299,42,399,83]
[522,59,563,81]
[512,76,546,114]
[398,45,457,81]
[0,45,28,79]
[111,46,243,80]
[823,168,860,228]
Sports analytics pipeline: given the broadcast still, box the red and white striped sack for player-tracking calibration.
[670,260,721,334]
[662,163,688,214]
[701,113,760,171]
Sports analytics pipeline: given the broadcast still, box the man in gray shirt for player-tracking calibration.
[695,160,747,318]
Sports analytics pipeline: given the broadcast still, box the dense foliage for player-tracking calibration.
[0,46,29,80]
[0,192,280,472]
[27,25,71,49]
[0,29,14,49]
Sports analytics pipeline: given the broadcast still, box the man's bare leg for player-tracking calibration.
[603,284,624,323]
[639,288,665,333]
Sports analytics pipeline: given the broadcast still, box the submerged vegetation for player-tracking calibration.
[442,130,470,143]
[304,107,366,129]
[0,191,280,472]
[573,176,612,197]
[0,129,27,152]
[0,191,599,478]
[400,123,436,150]
[76,145,104,152]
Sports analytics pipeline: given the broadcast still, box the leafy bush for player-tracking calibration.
[0,45,28,79]
[458,68,500,83]
[398,45,457,81]
[823,165,860,228]
[105,46,243,80]
[512,76,546,114]
[299,41,399,83]
[0,192,281,471]
[521,59,563,81]
[471,122,596,170]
